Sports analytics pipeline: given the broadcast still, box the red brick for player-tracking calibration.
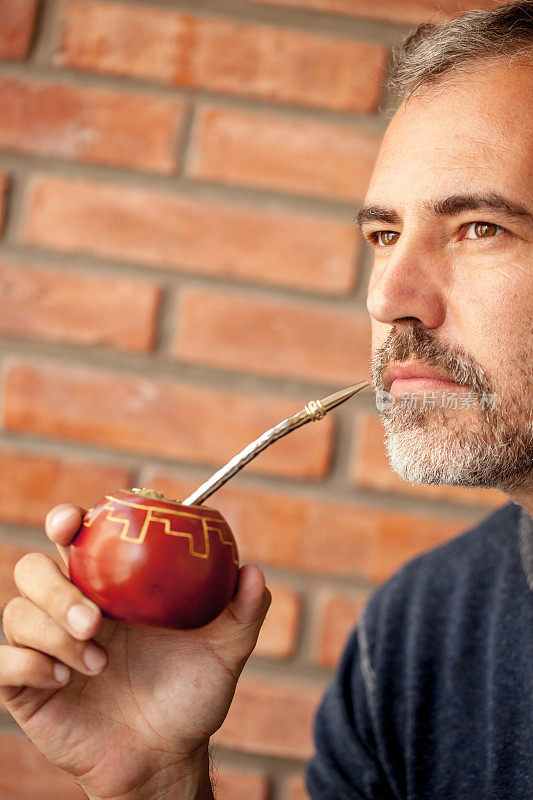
[284,774,310,800]
[190,107,381,202]
[215,676,323,760]
[0,448,132,527]
[0,173,8,235]
[0,543,35,614]
[237,0,499,26]
[352,412,508,508]
[0,731,86,798]
[314,591,368,668]
[58,1,387,113]
[255,583,301,660]
[140,471,477,583]
[0,0,38,60]
[3,361,334,480]
[0,260,161,352]
[0,77,186,173]
[23,176,358,294]
[215,767,269,800]
[175,287,370,385]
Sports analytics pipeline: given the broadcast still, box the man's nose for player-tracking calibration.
[366,238,447,329]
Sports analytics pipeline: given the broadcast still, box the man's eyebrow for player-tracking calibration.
[431,193,533,221]
[356,205,401,228]
[356,192,533,231]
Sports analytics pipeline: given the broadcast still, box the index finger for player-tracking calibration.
[45,504,86,568]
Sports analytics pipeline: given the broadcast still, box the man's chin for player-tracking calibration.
[380,401,475,433]
[381,413,533,491]
[382,421,486,487]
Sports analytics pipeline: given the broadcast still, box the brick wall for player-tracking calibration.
[0,1,506,798]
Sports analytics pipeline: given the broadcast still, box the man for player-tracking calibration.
[0,3,531,799]
[306,4,533,797]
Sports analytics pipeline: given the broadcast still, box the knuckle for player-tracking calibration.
[3,603,73,664]
[0,644,50,689]
[12,553,33,583]
[13,552,50,584]
[2,596,27,632]
[19,651,44,684]
[34,612,56,646]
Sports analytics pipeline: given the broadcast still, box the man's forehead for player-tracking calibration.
[387,57,533,130]
[366,60,533,211]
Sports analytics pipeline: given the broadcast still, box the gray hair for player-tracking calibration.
[387,0,533,106]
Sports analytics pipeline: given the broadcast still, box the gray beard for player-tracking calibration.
[380,400,533,492]
[372,323,533,493]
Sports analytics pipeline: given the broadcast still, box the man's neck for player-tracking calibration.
[505,489,533,520]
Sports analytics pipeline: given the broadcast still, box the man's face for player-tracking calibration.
[362,59,533,491]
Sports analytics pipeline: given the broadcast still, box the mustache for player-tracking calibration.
[371,322,493,395]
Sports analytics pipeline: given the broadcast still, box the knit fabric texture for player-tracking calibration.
[305,501,533,799]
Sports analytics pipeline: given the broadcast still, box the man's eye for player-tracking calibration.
[463,222,504,239]
[373,230,400,247]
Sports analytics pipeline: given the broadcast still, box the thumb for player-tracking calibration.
[207,565,271,652]
[226,564,271,626]
[206,565,271,666]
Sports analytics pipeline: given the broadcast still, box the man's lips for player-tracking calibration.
[385,362,466,396]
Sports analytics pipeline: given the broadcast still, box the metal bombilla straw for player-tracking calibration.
[182,380,370,507]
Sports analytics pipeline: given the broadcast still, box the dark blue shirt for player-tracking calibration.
[306,501,533,799]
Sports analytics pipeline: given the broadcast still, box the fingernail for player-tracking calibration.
[83,643,107,673]
[47,507,79,530]
[54,663,70,684]
[67,603,98,636]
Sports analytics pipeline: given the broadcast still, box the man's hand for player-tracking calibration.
[0,503,271,800]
